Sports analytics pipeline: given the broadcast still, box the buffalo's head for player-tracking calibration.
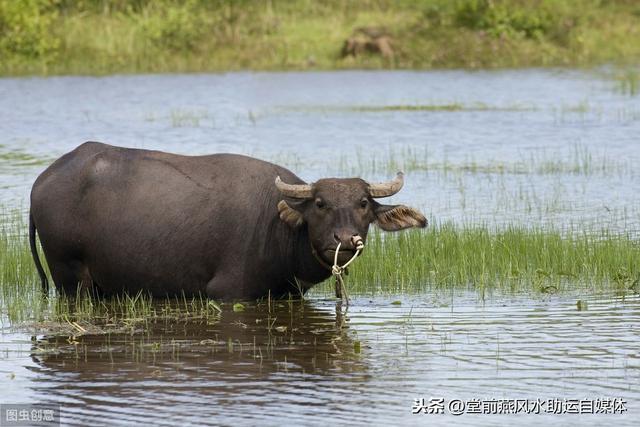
[275,172,427,265]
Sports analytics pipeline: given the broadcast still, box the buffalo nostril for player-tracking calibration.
[333,233,340,243]
[351,235,364,249]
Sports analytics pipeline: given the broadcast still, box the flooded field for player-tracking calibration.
[1,69,639,425]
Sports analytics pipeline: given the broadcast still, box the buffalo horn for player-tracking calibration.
[275,176,313,199]
[368,172,404,198]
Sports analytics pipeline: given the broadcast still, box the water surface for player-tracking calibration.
[1,70,639,425]
[1,70,639,232]
[1,292,638,426]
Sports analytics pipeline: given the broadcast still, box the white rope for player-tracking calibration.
[332,237,364,306]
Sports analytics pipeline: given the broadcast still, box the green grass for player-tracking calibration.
[2,212,638,328]
[169,109,210,127]
[332,224,640,296]
[0,145,53,168]
[2,0,640,76]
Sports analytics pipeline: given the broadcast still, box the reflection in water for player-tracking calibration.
[2,293,634,426]
[1,70,639,426]
[27,300,368,426]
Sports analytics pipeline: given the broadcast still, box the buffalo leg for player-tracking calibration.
[48,260,81,296]
[49,259,100,297]
[205,271,244,300]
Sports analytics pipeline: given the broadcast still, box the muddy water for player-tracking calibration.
[1,292,638,426]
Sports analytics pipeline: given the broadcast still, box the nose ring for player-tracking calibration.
[351,235,364,250]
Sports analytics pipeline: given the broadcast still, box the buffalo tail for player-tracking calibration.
[29,212,49,294]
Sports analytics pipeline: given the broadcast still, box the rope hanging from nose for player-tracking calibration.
[332,236,364,306]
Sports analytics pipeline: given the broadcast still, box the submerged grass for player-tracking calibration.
[0,146,53,169]
[329,144,635,177]
[169,109,211,128]
[615,68,640,96]
[282,103,537,113]
[2,212,638,327]
[255,143,634,179]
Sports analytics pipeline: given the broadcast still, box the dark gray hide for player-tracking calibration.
[30,142,426,300]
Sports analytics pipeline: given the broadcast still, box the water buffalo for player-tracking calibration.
[29,142,426,300]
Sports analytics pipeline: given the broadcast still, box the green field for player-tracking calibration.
[2,0,640,76]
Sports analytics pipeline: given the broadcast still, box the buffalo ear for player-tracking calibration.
[278,200,305,228]
[374,204,427,231]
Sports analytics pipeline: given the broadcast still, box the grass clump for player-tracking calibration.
[614,68,640,96]
[335,223,640,295]
[330,144,634,177]
[2,212,639,326]
[2,0,640,75]
[19,291,224,337]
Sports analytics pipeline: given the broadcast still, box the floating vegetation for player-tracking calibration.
[25,297,361,382]
[170,109,210,127]
[0,145,53,169]
[22,292,223,337]
[280,102,537,114]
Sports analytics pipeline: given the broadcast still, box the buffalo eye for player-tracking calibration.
[315,198,326,209]
[360,199,368,208]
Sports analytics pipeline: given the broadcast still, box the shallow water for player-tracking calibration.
[1,292,638,426]
[1,69,639,233]
[1,70,639,425]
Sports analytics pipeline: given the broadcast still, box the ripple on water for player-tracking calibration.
[0,292,637,426]
[0,70,639,232]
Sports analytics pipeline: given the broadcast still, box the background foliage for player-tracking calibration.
[1,0,639,75]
